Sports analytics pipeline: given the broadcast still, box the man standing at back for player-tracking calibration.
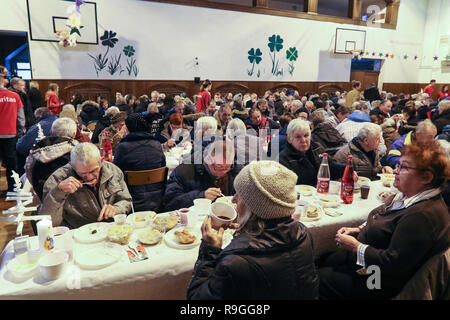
[0,66,25,192]
[423,80,436,100]
[346,81,362,110]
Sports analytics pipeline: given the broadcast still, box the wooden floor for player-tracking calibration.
[0,167,35,252]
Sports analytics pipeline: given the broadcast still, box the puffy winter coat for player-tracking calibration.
[187,218,319,300]
[311,121,347,154]
[333,138,382,180]
[163,163,238,211]
[16,114,58,156]
[279,141,344,186]
[80,100,101,126]
[113,132,166,212]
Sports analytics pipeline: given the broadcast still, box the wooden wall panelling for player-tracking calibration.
[34,79,432,108]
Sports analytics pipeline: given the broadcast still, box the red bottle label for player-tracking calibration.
[317,179,330,193]
[341,183,354,204]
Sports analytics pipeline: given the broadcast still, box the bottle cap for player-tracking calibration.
[323,153,328,157]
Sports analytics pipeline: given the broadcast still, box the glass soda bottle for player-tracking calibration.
[340,155,355,204]
[317,153,330,193]
[101,137,113,162]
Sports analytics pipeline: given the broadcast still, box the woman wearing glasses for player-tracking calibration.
[318,140,449,299]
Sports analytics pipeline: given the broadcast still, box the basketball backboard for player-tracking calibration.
[334,28,366,54]
[26,0,98,44]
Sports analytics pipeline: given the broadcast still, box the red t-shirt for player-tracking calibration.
[423,85,435,98]
[47,92,63,115]
[437,91,449,100]
[0,88,24,135]
[196,90,211,113]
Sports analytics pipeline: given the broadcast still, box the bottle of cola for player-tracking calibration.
[340,155,354,204]
[317,153,330,193]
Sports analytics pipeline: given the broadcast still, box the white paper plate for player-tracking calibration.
[75,242,122,270]
[315,194,341,208]
[164,227,201,250]
[300,204,323,222]
[73,222,110,244]
[295,185,316,197]
[126,211,156,228]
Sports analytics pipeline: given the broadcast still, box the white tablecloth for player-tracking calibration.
[301,181,390,258]
[0,181,390,299]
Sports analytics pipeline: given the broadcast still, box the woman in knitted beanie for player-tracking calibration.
[187,160,319,300]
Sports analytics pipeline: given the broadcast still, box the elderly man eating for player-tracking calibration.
[39,142,132,229]
[163,140,238,211]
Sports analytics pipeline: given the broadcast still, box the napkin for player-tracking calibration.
[127,244,148,263]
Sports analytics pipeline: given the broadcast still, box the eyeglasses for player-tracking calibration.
[395,163,419,172]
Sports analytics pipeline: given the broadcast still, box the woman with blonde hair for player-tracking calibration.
[46,82,64,115]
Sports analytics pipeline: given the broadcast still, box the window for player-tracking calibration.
[268,0,305,13]
[144,0,399,30]
[317,0,349,18]
[212,0,253,6]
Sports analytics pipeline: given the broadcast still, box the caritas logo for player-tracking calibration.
[0,97,17,103]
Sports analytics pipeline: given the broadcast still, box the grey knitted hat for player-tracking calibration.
[233,161,297,219]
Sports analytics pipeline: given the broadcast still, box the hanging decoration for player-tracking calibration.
[56,0,85,47]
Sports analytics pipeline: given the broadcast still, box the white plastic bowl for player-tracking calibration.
[39,251,69,281]
[7,253,40,279]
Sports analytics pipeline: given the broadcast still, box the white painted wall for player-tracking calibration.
[419,0,450,83]
[0,0,433,84]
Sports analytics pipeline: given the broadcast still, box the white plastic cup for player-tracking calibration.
[39,251,69,282]
[329,181,341,195]
[54,232,74,262]
[209,202,237,230]
[178,208,197,228]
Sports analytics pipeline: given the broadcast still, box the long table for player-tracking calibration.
[0,181,390,299]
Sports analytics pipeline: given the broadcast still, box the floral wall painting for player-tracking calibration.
[87,29,139,77]
[246,34,300,79]
[268,34,284,76]
[286,47,298,75]
[247,48,262,77]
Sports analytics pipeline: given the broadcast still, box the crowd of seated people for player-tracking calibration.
[1,67,449,300]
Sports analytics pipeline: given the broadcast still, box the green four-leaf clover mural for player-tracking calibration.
[88,30,139,77]
[247,34,299,78]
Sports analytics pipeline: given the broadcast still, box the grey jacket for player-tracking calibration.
[333,139,382,180]
[39,161,132,229]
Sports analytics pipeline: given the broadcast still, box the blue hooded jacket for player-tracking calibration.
[346,110,371,123]
[16,114,58,156]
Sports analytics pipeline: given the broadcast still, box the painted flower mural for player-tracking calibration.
[124,45,139,76]
[88,30,139,77]
[286,47,298,75]
[247,48,262,77]
[268,34,284,75]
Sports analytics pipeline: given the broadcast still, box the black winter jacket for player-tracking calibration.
[279,142,344,186]
[80,104,102,125]
[163,162,238,211]
[91,115,111,144]
[113,132,166,212]
[311,122,347,154]
[187,218,319,300]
